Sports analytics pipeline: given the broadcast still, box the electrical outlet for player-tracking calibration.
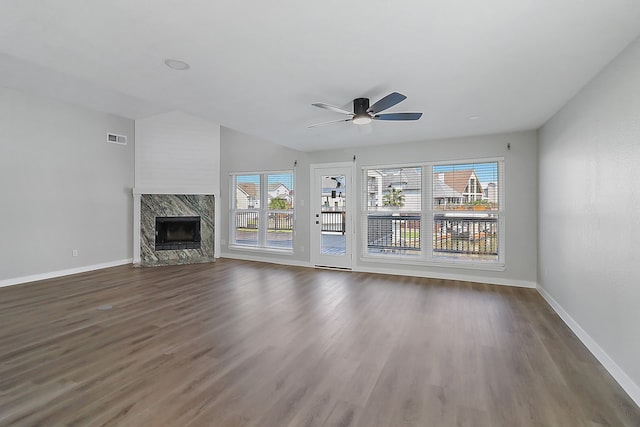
[72,249,78,257]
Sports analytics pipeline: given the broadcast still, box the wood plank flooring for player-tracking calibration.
[0,258,638,426]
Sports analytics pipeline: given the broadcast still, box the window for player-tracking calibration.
[431,161,502,264]
[364,167,422,257]
[231,171,294,251]
[362,159,504,268]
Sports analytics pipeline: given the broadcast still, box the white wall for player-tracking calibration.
[538,36,640,403]
[135,111,220,194]
[0,86,134,285]
[134,111,221,261]
[310,130,538,287]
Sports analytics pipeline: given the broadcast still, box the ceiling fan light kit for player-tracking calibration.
[309,92,422,128]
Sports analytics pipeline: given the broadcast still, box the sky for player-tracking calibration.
[236,173,294,189]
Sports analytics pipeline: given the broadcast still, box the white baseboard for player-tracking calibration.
[0,259,133,288]
[354,264,537,288]
[220,252,311,268]
[537,285,640,407]
[220,253,534,288]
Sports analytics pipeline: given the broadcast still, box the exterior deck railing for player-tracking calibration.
[235,211,294,231]
[433,214,498,255]
[321,211,346,234]
[367,214,498,255]
[367,215,421,251]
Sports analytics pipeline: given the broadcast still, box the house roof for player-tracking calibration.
[237,182,258,198]
[433,179,462,199]
[439,170,477,194]
[268,183,289,192]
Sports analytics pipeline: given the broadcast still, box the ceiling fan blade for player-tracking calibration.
[373,112,423,121]
[312,103,353,115]
[367,92,407,114]
[308,118,353,128]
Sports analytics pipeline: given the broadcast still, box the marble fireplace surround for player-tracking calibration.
[133,191,215,267]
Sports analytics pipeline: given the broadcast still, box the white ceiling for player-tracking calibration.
[1,1,640,152]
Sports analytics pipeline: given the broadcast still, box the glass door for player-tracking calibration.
[310,164,352,269]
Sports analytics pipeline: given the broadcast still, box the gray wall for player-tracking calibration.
[539,36,640,398]
[310,131,538,287]
[0,87,134,284]
[221,126,538,287]
[219,126,311,265]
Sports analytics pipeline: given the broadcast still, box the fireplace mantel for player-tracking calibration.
[133,187,216,196]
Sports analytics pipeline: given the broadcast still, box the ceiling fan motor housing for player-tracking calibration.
[353,98,370,115]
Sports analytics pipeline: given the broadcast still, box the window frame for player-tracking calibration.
[230,170,295,254]
[360,158,505,271]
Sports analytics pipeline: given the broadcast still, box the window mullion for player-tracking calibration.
[259,173,267,247]
[424,164,433,262]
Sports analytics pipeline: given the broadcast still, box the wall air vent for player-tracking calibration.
[107,133,127,145]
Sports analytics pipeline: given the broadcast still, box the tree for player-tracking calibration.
[382,188,405,207]
[269,197,288,210]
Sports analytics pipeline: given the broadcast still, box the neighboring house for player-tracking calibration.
[367,168,421,210]
[368,168,487,210]
[484,182,498,205]
[236,182,259,209]
[433,178,463,207]
[268,183,292,204]
[437,170,484,204]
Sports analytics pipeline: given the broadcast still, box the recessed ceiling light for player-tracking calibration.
[164,59,190,70]
[468,115,480,120]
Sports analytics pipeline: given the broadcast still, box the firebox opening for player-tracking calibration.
[155,216,201,250]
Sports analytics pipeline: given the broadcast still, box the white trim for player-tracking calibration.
[218,254,531,288]
[430,155,506,166]
[310,163,355,269]
[353,264,534,288]
[229,170,295,250]
[227,244,293,255]
[537,285,640,407]
[360,159,505,271]
[360,254,506,271]
[220,253,310,268]
[133,193,141,264]
[133,187,216,195]
[0,259,132,288]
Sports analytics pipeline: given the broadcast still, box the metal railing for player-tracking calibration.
[368,215,421,251]
[236,211,259,229]
[321,211,346,234]
[268,212,293,231]
[367,214,498,255]
[433,215,497,255]
[235,211,294,231]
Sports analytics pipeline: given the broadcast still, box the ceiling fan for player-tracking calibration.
[309,92,422,128]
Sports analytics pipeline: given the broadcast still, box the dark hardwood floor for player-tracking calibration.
[0,258,638,426]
